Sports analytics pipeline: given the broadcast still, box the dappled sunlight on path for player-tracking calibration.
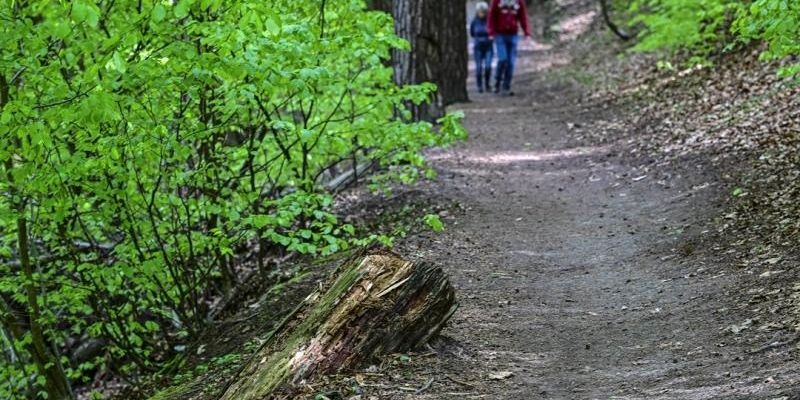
[429,145,609,165]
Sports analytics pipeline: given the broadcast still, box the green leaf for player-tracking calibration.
[175,0,194,18]
[106,51,127,73]
[153,4,167,22]
[423,214,445,232]
[264,17,281,36]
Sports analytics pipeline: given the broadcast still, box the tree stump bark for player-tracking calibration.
[218,249,457,400]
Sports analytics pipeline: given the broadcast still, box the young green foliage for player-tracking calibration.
[0,0,465,397]
[629,0,739,58]
[627,0,800,75]
[734,0,800,76]
[423,214,445,233]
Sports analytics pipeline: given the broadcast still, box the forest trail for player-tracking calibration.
[391,39,800,399]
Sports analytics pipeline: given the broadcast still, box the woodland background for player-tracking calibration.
[1,0,798,398]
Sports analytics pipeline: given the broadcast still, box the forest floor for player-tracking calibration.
[143,3,800,400]
[307,10,800,400]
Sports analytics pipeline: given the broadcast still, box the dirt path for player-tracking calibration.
[385,39,800,399]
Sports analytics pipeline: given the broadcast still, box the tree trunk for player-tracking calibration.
[528,0,556,41]
[16,217,74,400]
[390,0,469,120]
[599,0,631,41]
[369,0,392,13]
[1,74,73,400]
[218,249,457,400]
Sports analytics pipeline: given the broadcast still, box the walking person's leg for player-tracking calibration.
[494,37,509,93]
[483,45,494,92]
[474,44,485,92]
[502,35,519,94]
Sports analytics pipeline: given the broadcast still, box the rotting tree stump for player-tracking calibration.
[218,249,457,400]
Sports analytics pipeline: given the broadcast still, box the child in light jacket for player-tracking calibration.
[470,2,494,93]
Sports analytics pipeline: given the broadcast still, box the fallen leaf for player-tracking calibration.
[760,270,784,278]
[488,371,514,380]
[765,257,782,265]
[726,319,754,334]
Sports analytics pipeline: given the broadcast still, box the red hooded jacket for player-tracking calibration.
[487,0,531,37]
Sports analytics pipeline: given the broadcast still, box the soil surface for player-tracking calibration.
[350,31,800,400]
[144,7,800,400]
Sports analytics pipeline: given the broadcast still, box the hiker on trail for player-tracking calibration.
[487,0,531,96]
[470,2,494,93]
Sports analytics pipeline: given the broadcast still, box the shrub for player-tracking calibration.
[627,0,800,75]
[629,0,740,58]
[734,0,800,76]
[0,0,465,397]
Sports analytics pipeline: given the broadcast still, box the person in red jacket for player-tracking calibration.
[487,0,531,96]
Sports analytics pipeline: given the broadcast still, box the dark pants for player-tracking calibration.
[474,41,493,90]
[495,34,519,91]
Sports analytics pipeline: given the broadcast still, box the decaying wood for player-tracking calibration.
[218,249,457,399]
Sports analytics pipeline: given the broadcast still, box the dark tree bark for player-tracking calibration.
[369,0,392,13]
[383,0,468,120]
[213,249,457,400]
[434,1,470,107]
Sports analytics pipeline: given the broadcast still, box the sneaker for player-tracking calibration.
[500,89,510,97]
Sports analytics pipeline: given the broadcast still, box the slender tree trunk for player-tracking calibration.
[599,0,631,40]
[16,218,74,400]
[1,74,73,400]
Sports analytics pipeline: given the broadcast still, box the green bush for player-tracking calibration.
[627,0,800,75]
[0,0,465,398]
[734,0,800,76]
[629,0,739,57]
